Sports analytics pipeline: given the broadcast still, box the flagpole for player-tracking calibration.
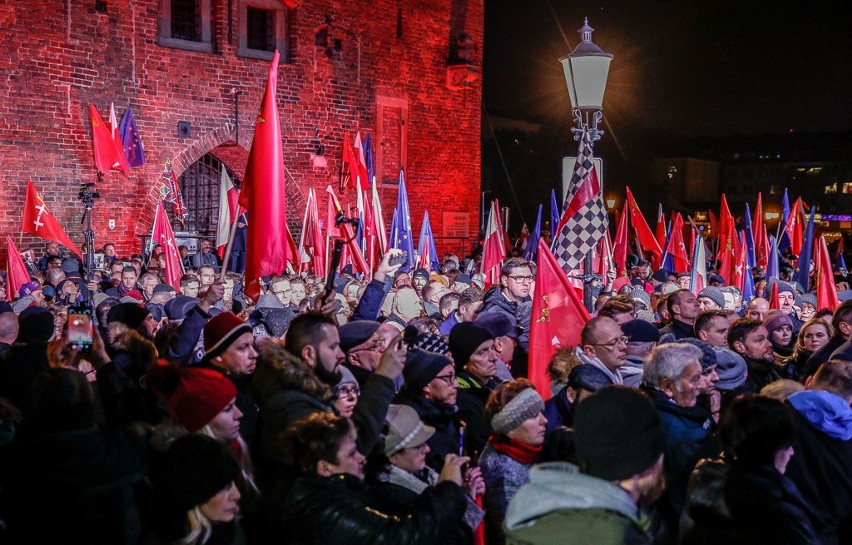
[219,206,242,281]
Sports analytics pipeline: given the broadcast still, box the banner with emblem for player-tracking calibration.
[21,180,82,257]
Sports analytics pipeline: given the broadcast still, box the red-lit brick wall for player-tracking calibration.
[0,0,482,265]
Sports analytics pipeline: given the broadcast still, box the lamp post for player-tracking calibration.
[560,18,613,311]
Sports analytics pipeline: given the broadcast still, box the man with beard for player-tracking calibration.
[250,312,406,487]
[505,387,667,545]
[729,317,781,394]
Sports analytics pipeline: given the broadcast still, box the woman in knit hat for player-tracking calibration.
[478,378,547,545]
[763,309,796,368]
[332,366,360,418]
[151,434,244,545]
[781,317,834,382]
[367,404,486,545]
[146,359,259,503]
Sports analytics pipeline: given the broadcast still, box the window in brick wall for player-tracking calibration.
[159,0,213,53]
[170,154,238,237]
[239,0,289,61]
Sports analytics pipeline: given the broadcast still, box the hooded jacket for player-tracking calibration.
[784,390,852,545]
[479,287,532,350]
[250,342,395,486]
[504,462,650,545]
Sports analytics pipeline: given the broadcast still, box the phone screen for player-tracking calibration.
[68,313,93,351]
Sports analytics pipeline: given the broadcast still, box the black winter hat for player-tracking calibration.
[403,348,453,393]
[17,306,55,344]
[621,319,660,343]
[155,435,239,511]
[164,295,199,321]
[106,302,150,330]
[573,386,666,481]
[448,322,494,368]
[339,320,381,353]
[676,338,718,370]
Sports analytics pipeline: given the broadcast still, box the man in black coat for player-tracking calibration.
[802,300,852,379]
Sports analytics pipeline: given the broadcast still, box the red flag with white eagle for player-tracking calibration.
[21,180,82,257]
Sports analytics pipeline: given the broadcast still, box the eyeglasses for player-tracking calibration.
[592,335,629,349]
[334,386,360,399]
[433,373,457,385]
[507,275,534,283]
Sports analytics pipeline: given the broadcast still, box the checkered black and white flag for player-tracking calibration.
[552,131,608,270]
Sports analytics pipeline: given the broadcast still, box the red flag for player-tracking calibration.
[21,180,82,257]
[89,104,127,174]
[326,185,370,276]
[285,223,301,272]
[5,237,30,302]
[753,193,768,268]
[216,169,241,259]
[151,201,184,290]
[708,210,719,240]
[733,231,747,292]
[718,227,741,286]
[815,235,839,312]
[481,200,506,286]
[625,187,662,268]
[655,204,667,252]
[352,132,369,191]
[238,51,290,300]
[298,188,326,277]
[528,238,591,398]
[668,212,690,273]
[769,281,780,310]
[612,202,629,276]
[786,198,804,256]
[716,194,735,263]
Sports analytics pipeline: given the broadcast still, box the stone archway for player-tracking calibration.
[133,125,306,240]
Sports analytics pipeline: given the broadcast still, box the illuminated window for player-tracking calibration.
[806,167,823,176]
[239,0,290,61]
[159,0,212,52]
[842,182,852,194]
[666,165,677,180]
[826,183,838,194]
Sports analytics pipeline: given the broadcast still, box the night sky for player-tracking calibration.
[481,1,852,230]
[484,1,852,137]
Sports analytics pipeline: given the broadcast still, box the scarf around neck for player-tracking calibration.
[488,434,542,464]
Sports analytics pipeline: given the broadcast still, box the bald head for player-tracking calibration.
[747,297,769,322]
[0,312,19,345]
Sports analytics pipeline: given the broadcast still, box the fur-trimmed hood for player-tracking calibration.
[250,339,332,407]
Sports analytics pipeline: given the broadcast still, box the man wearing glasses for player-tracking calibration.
[574,316,629,386]
[479,257,533,352]
[394,345,464,472]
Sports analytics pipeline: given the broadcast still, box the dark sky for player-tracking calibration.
[484,1,852,138]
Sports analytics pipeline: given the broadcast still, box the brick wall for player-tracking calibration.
[0,0,483,265]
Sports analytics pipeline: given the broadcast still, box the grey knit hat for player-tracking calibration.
[698,286,725,309]
[712,348,747,390]
[490,387,544,435]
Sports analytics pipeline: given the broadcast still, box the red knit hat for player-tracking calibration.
[203,312,252,360]
[164,367,236,432]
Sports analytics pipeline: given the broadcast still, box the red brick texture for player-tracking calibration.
[0,0,482,265]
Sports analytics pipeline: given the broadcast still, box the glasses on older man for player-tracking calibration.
[433,373,457,385]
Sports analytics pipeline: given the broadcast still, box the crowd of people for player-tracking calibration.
[0,237,850,545]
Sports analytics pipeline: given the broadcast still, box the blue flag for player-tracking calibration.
[363,133,375,185]
[794,206,816,291]
[779,188,791,252]
[742,202,757,268]
[742,257,756,303]
[549,189,560,248]
[767,235,780,281]
[391,170,416,270]
[523,204,543,262]
[837,248,848,273]
[118,107,146,167]
[417,211,440,271]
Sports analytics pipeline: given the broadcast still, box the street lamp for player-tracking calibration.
[560,18,613,144]
[560,18,613,311]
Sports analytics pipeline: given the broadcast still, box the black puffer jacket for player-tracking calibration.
[275,473,467,545]
[682,458,817,545]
